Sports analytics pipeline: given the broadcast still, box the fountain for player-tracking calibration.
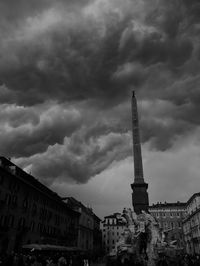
[115,208,164,265]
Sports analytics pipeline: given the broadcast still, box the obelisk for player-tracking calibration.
[131,91,149,214]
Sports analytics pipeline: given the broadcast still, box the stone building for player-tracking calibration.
[63,197,102,255]
[183,193,200,254]
[0,156,80,254]
[101,212,127,254]
[93,213,103,257]
[149,202,187,247]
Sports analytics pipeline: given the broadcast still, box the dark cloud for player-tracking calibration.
[0,0,91,23]
[16,130,131,184]
[0,0,196,107]
[0,104,82,157]
[1,0,200,186]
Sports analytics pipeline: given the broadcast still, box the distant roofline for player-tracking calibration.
[93,213,101,222]
[104,212,121,219]
[104,215,116,219]
[0,156,79,215]
[149,202,187,208]
[187,192,200,205]
[63,196,101,220]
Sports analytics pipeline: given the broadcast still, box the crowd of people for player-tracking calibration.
[156,254,200,266]
[106,253,200,266]
[1,252,200,266]
[0,252,92,266]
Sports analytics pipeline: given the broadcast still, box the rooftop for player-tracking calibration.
[0,156,78,214]
[149,201,187,208]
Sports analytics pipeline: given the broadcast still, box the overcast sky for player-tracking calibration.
[1,0,200,218]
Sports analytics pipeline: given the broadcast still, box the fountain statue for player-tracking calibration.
[115,208,164,266]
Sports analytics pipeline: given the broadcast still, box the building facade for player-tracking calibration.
[183,193,200,254]
[101,213,127,254]
[93,213,103,258]
[149,202,187,247]
[0,156,80,254]
[64,197,102,255]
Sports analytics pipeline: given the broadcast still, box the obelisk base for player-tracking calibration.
[131,182,149,214]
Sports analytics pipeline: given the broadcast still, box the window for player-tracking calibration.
[5,193,11,206]
[0,215,7,227]
[9,181,19,192]
[12,195,18,207]
[30,221,35,232]
[112,240,115,244]
[23,198,28,210]
[48,211,52,220]
[33,194,39,202]
[32,203,37,216]
[39,208,44,220]
[37,223,42,233]
[8,215,14,227]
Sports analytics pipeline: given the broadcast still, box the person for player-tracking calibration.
[13,253,19,266]
[194,255,200,266]
[83,258,89,266]
[58,254,67,266]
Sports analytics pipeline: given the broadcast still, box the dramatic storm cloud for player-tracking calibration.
[1,0,200,217]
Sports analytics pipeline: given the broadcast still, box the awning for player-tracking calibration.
[22,244,83,251]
